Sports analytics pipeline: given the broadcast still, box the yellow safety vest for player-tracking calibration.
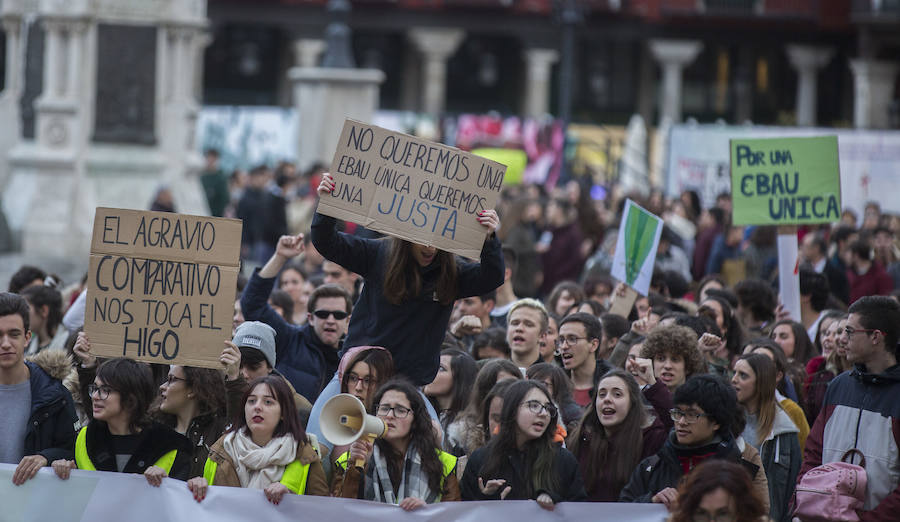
[74,426,178,473]
[202,457,312,495]
[335,449,457,500]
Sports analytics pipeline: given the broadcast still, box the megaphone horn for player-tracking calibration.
[320,393,386,467]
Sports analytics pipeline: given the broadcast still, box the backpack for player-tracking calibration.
[794,448,867,522]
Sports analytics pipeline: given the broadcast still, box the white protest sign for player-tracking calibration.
[317,120,507,260]
[0,465,668,522]
[610,199,664,296]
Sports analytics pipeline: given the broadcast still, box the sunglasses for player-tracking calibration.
[313,309,349,320]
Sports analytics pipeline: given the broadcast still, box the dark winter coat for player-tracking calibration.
[460,444,586,503]
[79,419,192,480]
[23,360,78,463]
[241,270,341,402]
[310,212,504,386]
[619,433,759,503]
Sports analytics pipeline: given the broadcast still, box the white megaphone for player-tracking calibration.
[320,393,386,467]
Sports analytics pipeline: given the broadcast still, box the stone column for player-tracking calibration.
[34,18,84,151]
[289,67,385,171]
[521,48,558,118]
[408,28,465,117]
[849,59,899,129]
[649,39,702,124]
[786,44,833,127]
[293,39,326,68]
[1,16,22,99]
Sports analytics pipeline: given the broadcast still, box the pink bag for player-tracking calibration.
[794,449,868,522]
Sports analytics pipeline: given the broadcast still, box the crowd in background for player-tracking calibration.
[3,155,900,522]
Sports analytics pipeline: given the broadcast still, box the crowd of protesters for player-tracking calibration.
[2,163,900,522]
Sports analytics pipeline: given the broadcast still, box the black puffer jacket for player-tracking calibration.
[23,360,78,463]
[619,432,759,503]
[79,419,192,480]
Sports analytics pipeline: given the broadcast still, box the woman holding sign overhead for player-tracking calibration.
[310,172,504,385]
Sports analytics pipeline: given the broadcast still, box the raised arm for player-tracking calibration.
[309,174,380,277]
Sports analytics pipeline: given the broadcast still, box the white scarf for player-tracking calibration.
[223,430,297,490]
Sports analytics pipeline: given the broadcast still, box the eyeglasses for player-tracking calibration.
[313,309,348,320]
[842,326,880,338]
[347,373,373,387]
[521,400,556,417]
[164,375,186,386]
[555,335,587,348]
[669,409,711,424]
[88,384,114,400]
[376,404,411,419]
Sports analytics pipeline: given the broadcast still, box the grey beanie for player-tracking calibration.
[233,321,277,368]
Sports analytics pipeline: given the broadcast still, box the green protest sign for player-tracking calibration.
[611,199,663,296]
[730,136,841,225]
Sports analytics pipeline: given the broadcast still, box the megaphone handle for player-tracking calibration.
[355,434,376,469]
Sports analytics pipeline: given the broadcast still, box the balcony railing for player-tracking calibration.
[660,0,820,18]
[852,0,900,20]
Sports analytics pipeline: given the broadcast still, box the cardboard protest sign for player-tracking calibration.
[84,208,241,369]
[610,199,664,297]
[730,136,841,225]
[318,120,507,260]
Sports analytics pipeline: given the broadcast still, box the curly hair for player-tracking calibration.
[640,325,706,379]
[670,460,766,522]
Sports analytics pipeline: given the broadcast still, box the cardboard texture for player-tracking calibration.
[608,285,639,318]
[610,199,664,296]
[85,208,242,369]
[318,120,507,260]
[730,136,841,225]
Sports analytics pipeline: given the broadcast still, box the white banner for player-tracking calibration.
[0,464,667,522]
[666,124,900,218]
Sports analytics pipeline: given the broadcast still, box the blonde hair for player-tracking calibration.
[507,298,549,332]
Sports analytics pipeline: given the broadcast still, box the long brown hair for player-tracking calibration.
[371,380,445,494]
[231,375,306,444]
[737,353,777,444]
[670,460,766,522]
[480,380,559,498]
[566,369,647,495]
[383,237,457,306]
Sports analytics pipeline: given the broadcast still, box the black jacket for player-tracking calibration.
[23,361,78,463]
[460,444,586,503]
[241,270,341,402]
[81,419,192,480]
[620,433,759,503]
[310,212,504,385]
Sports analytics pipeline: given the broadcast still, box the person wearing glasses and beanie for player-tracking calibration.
[51,357,192,485]
[460,380,586,510]
[331,379,460,510]
[620,374,761,513]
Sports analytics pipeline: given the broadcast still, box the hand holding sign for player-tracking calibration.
[318,120,507,261]
[317,173,336,197]
[476,209,500,236]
